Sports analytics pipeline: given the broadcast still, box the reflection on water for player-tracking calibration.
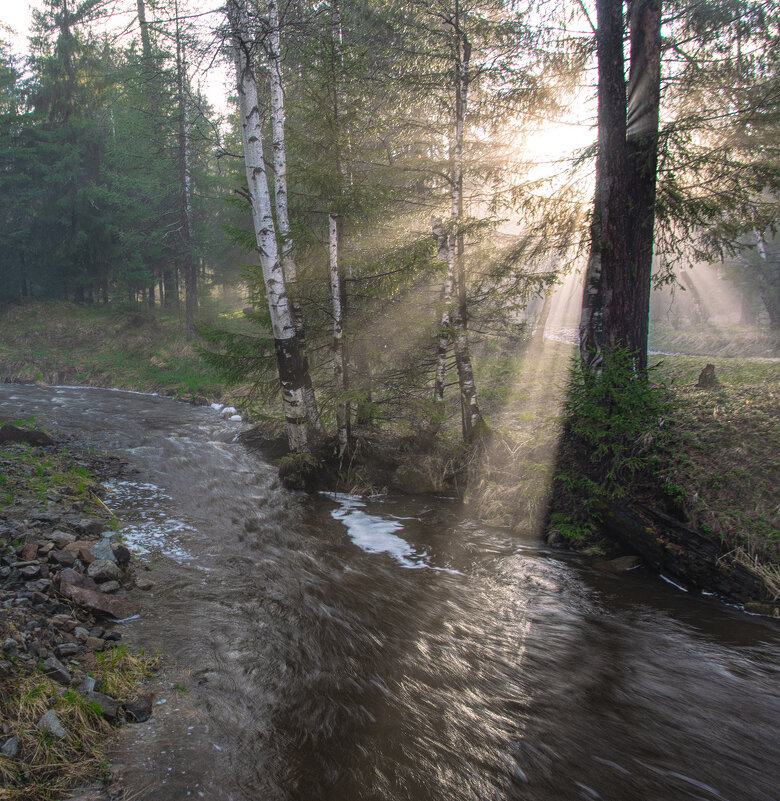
[0,384,778,801]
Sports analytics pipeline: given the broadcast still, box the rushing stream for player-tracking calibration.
[1,385,778,801]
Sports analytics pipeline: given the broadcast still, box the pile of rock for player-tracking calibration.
[1,490,153,758]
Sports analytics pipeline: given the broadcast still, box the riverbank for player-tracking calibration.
[1,301,778,610]
[0,424,157,800]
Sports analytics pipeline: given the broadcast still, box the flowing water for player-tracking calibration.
[1,385,778,801]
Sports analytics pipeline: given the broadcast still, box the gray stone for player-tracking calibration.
[74,627,89,642]
[57,582,136,619]
[43,655,72,685]
[1,736,19,757]
[78,676,97,693]
[2,637,18,658]
[88,538,116,564]
[19,564,41,580]
[86,691,120,721]
[37,709,67,739]
[49,530,76,547]
[87,559,122,583]
[99,580,121,594]
[76,519,104,537]
[50,549,76,567]
[55,642,80,659]
[135,577,154,591]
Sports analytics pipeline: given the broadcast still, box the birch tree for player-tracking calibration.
[261,0,319,425]
[227,0,311,452]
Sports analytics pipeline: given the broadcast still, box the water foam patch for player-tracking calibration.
[325,493,458,572]
[106,479,195,563]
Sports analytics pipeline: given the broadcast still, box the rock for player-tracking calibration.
[87,559,122,583]
[0,735,19,757]
[696,363,719,389]
[594,555,643,573]
[39,541,55,555]
[20,543,38,560]
[76,519,104,537]
[135,577,154,591]
[86,690,121,721]
[50,549,76,567]
[58,582,136,620]
[2,638,18,658]
[88,538,116,563]
[112,544,132,567]
[55,642,80,659]
[19,565,41,580]
[0,425,55,447]
[74,627,89,642]
[49,530,76,547]
[37,709,67,739]
[99,580,121,594]
[43,656,72,685]
[57,568,99,592]
[78,676,97,693]
[85,637,105,652]
[124,694,153,723]
[65,541,96,565]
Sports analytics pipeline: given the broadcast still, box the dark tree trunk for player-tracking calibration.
[580,0,662,373]
[625,0,662,372]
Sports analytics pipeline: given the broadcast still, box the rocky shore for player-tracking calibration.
[0,425,156,800]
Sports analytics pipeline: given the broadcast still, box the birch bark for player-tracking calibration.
[432,217,452,404]
[449,0,482,439]
[264,0,319,427]
[227,0,310,453]
[330,213,349,456]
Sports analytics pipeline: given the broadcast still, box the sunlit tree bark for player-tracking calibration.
[264,0,319,426]
[432,217,452,404]
[329,213,349,455]
[580,0,662,373]
[227,0,310,453]
[448,0,482,438]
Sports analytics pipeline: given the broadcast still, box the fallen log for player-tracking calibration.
[596,500,769,605]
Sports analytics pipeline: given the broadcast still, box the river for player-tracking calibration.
[1,385,778,801]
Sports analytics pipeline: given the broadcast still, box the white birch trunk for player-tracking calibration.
[449,3,481,440]
[265,0,320,428]
[432,217,452,404]
[228,0,309,453]
[329,213,348,456]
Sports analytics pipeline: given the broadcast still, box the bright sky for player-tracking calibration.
[0,0,232,115]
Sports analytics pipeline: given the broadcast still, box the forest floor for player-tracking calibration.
[1,300,778,608]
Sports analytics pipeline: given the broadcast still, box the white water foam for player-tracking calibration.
[325,493,459,573]
[105,479,195,563]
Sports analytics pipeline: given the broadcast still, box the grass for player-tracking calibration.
[92,646,160,700]
[0,300,226,398]
[649,356,780,565]
[0,646,157,801]
[0,438,102,513]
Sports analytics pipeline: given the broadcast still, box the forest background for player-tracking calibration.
[0,0,778,600]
